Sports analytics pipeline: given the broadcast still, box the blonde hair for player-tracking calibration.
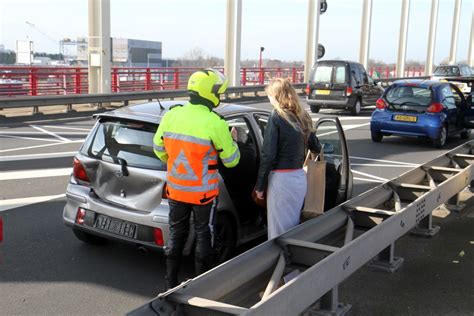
[265,78,314,136]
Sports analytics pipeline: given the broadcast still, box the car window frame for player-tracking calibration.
[224,114,259,158]
[448,83,466,107]
[441,85,456,109]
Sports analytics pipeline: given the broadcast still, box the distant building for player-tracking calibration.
[0,45,4,52]
[76,37,163,67]
[33,56,52,65]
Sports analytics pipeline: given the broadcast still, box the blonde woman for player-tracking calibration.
[254,78,320,239]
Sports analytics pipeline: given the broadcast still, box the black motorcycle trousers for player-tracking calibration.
[165,198,218,288]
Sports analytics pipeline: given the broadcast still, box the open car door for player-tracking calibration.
[314,117,353,209]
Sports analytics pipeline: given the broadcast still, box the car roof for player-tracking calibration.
[436,64,467,67]
[94,100,268,124]
[391,79,446,89]
[316,59,359,65]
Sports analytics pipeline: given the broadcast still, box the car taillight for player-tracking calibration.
[75,208,86,225]
[376,98,387,110]
[427,102,444,113]
[162,183,168,199]
[153,228,164,246]
[73,158,90,184]
[305,84,311,95]
[346,86,353,96]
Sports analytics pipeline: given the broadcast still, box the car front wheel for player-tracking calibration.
[310,105,320,113]
[73,228,107,245]
[433,126,447,148]
[371,132,383,142]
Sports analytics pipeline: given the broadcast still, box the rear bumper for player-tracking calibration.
[307,97,352,109]
[63,182,171,249]
[370,110,444,139]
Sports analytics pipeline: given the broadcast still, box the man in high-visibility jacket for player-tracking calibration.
[153,69,240,289]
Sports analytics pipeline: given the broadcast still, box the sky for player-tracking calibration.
[0,0,472,64]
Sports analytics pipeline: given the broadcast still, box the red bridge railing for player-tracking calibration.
[0,66,305,97]
[0,65,425,97]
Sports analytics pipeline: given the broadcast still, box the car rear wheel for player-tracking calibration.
[351,99,361,116]
[73,228,107,245]
[310,105,320,113]
[460,129,471,139]
[371,132,383,142]
[433,126,447,148]
[215,213,237,263]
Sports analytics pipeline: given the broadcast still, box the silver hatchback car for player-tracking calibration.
[63,101,352,261]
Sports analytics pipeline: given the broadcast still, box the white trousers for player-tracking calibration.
[267,169,307,240]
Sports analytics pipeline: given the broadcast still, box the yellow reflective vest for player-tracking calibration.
[154,103,240,205]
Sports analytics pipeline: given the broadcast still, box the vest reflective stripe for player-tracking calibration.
[221,145,239,164]
[167,181,218,193]
[153,143,165,152]
[163,132,212,146]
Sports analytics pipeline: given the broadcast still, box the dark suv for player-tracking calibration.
[306,60,383,115]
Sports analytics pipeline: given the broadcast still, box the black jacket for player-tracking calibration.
[255,110,320,191]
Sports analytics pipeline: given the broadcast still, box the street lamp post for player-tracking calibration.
[259,46,265,84]
[259,46,265,69]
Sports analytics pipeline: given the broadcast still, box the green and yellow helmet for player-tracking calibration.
[187,69,228,107]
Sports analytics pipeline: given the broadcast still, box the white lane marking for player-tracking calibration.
[350,155,418,166]
[0,131,89,135]
[0,134,64,143]
[13,115,93,124]
[0,194,66,212]
[317,123,370,130]
[317,123,370,137]
[0,140,84,153]
[0,168,72,181]
[354,177,385,183]
[351,163,414,168]
[351,169,388,181]
[40,125,91,131]
[0,151,77,162]
[30,125,70,142]
[308,114,371,121]
[337,117,371,121]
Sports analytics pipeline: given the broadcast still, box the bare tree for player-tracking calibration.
[174,47,223,67]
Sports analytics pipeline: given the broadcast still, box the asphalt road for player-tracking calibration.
[0,99,472,315]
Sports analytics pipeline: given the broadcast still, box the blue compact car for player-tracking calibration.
[370,79,474,148]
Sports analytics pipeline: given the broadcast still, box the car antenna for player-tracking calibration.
[157,98,165,111]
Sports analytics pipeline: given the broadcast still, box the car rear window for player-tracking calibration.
[312,65,332,83]
[433,66,460,77]
[83,119,166,171]
[334,66,346,84]
[385,86,432,112]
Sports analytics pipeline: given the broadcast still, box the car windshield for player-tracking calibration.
[84,119,166,171]
[385,86,432,112]
[433,66,460,77]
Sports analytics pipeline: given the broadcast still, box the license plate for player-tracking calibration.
[94,214,137,239]
[393,115,417,122]
[315,89,330,95]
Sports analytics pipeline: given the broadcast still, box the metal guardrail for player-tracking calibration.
[128,141,474,316]
[0,84,307,114]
